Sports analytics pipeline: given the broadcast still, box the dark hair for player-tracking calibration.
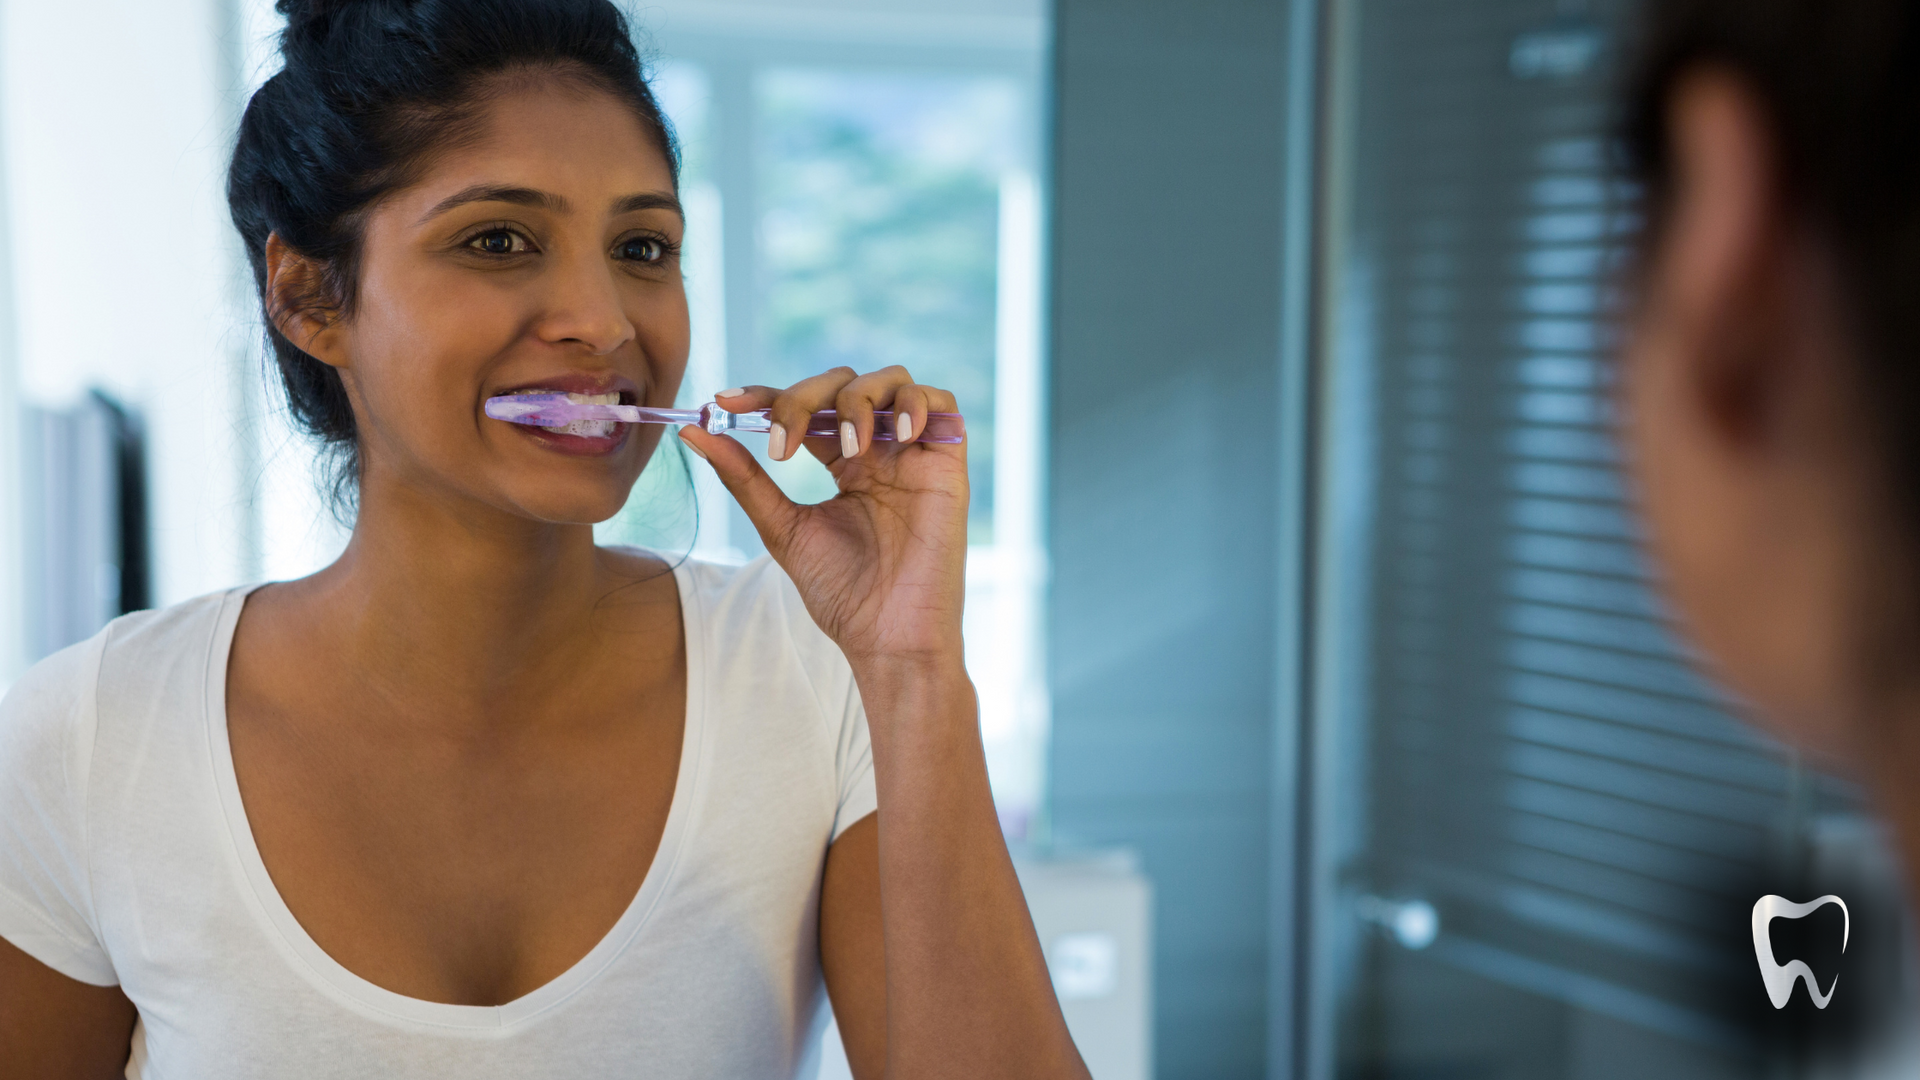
[1625,0,1920,521]
[228,0,678,504]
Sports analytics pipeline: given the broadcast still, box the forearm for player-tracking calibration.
[851,657,1088,1080]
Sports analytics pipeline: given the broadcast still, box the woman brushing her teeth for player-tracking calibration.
[0,1,1086,1078]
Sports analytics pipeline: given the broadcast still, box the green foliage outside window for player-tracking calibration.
[758,71,1009,543]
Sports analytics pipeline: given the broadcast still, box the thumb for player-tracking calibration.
[679,427,803,558]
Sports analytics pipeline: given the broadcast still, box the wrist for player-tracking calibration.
[842,632,965,679]
[848,651,974,712]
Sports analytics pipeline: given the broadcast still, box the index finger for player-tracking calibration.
[712,385,775,413]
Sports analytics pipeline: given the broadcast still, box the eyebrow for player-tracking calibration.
[420,184,683,223]
[421,185,565,222]
[612,192,684,218]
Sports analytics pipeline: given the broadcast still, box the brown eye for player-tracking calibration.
[618,236,666,263]
[468,229,525,255]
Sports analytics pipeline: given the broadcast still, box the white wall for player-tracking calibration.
[0,8,18,683]
[1,0,258,622]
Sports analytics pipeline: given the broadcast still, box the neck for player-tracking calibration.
[297,471,652,721]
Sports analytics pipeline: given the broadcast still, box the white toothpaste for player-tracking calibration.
[509,389,621,438]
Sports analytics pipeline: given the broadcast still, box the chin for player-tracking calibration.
[473,462,638,526]
[491,475,633,525]
[488,426,663,522]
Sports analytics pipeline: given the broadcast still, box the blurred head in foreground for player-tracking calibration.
[1623,0,1920,882]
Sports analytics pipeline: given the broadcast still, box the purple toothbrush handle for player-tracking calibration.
[718,407,962,444]
[795,410,963,445]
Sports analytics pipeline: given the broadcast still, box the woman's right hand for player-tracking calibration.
[678,365,971,679]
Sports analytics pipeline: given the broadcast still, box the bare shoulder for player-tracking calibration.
[594,545,683,598]
[227,577,338,722]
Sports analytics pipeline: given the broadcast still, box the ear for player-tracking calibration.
[263,233,349,369]
[1626,67,1865,753]
[1652,68,1795,452]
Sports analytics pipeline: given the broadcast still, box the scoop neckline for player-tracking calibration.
[203,560,708,1033]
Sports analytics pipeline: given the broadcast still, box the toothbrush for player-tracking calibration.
[484,392,965,443]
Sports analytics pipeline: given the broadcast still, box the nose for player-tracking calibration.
[532,248,636,357]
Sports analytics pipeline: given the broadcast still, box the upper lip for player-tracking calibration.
[491,372,640,403]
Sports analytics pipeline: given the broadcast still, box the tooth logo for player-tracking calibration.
[1752,894,1849,1009]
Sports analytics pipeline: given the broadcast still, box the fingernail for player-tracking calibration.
[840,420,859,458]
[679,430,709,461]
[717,387,746,399]
[768,422,787,460]
[895,412,913,442]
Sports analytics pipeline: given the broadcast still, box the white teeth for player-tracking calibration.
[504,389,621,404]
[501,389,620,436]
[562,392,618,437]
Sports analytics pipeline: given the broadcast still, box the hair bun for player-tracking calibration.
[274,0,391,29]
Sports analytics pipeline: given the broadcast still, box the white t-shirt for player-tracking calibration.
[0,556,877,1079]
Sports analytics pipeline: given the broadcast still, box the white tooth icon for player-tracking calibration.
[1752,894,1849,1009]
